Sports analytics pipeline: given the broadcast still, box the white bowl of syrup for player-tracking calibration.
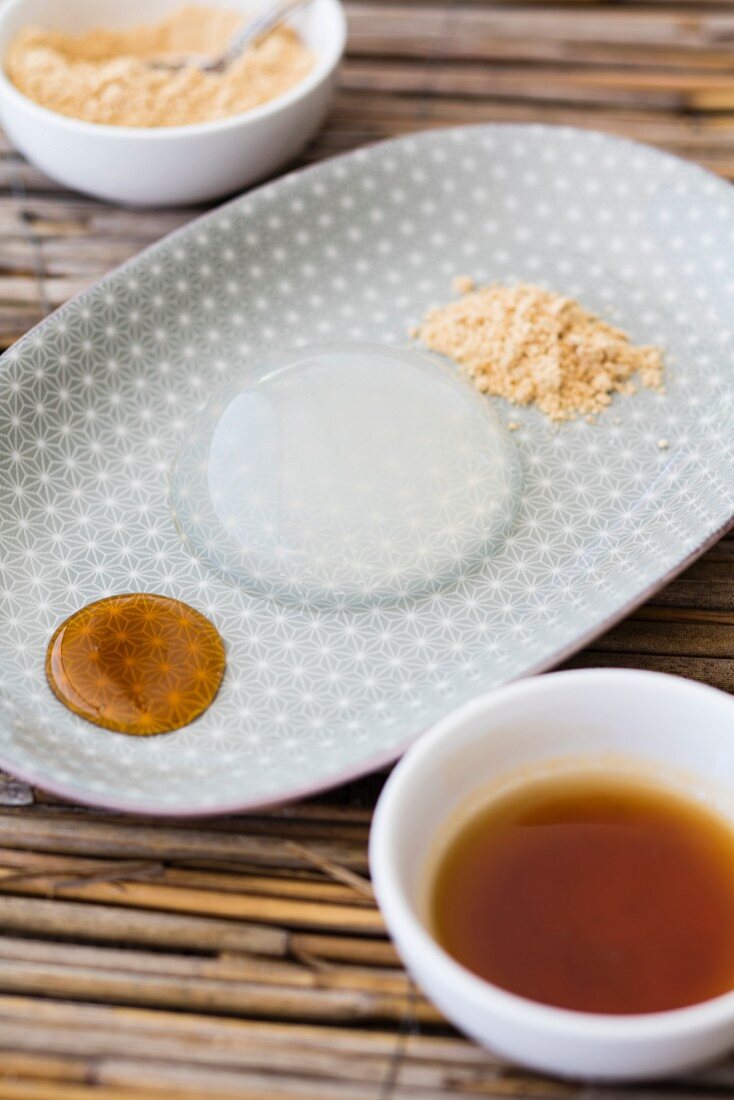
[370,668,734,1082]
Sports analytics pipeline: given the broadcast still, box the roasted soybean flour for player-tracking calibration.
[6,6,315,128]
[417,281,665,423]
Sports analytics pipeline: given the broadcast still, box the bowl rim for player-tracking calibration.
[0,0,346,138]
[369,667,734,1044]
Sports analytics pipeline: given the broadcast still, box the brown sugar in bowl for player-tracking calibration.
[0,0,346,205]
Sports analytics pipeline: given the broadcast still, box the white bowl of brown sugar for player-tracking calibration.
[0,0,346,206]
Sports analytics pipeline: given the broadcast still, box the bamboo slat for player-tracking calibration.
[0,894,288,955]
[1,2,734,1097]
[0,811,369,870]
[340,58,734,109]
[348,3,734,67]
[0,872,385,933]
[567,651,734,693]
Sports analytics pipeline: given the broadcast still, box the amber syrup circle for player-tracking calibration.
[46,593,226,736]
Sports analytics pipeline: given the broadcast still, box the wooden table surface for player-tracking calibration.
[1,1,734,1097]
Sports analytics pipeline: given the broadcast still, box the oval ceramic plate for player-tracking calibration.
[1,125,733,815]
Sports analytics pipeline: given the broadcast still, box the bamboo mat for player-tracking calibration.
[1,1,734,1096]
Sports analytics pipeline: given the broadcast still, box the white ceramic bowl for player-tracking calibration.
[370,669,734,1082]
[0,0,346,206]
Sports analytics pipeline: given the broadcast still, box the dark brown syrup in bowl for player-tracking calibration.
[430,775,734,1014]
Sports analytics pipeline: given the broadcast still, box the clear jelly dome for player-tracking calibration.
[170,343,522,610]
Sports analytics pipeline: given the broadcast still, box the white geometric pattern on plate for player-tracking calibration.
[0,124,732,814]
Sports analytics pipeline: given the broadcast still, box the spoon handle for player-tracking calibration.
[218,0,312,69]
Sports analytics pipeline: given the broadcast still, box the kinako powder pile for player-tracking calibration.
[416,280,665,423]
[5,6,315,128]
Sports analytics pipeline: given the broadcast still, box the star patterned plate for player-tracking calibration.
[0,124,733,815]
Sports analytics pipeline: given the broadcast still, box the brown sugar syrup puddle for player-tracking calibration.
[46,593,226,736]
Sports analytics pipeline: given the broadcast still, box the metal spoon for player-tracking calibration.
[153,0,311,74]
